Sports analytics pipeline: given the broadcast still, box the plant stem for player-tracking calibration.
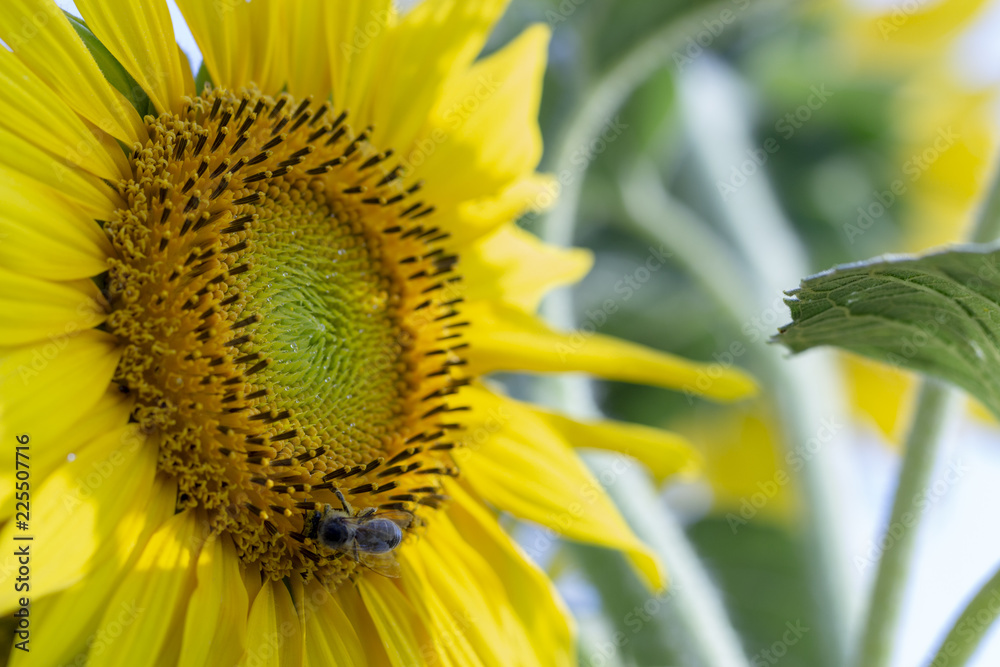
[924,563,1000,667]
[970,157,1000,244]
[676,59,854,665]
[586,452,750,667]
[539,0,790,250]
[855,383,958,667]
[619,162,753,323]
[622,159,855,667]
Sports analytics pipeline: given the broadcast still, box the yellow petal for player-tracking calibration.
[239,578,303,667]
[401,523,505,666]
[399,549,481,667]
[0,270,107,347]
[357,576,431,667]
[0,47,130,180]
[463,224,593,313]
[894,75,996,252]
[327,1,395,117]
[416,24,548,211]
[464,302,758,402]
[331,583,392,667]
[288,576,309,663]
[8,478,177,667]
[367,0,509,152]
[445,481,576,666]
[518,402,702,481]
[0,331,121,510]
[285,0,340,99]
[301,584,366,667]
[851,0,991,51]
[0,216,109,280]
[179,533,248,667]
[0,133,120,221]
[678,403,796,521]
[0,0,144,144]
[0,166,115,280]
[843,353,917,444]
[0,425,155,612]
[242,565,263,610]
[75,0,193,115]
[454,386,664,589]
[0,385,132,524]
[86,510,202,667]
[176,0,285,94]
[451,174,559,245]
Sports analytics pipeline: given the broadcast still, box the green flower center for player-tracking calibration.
[242,192,409,461]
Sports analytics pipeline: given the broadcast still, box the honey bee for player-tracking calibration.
[304,489,412,578]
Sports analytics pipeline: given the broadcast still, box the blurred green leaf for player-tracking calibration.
[570,544,686,666]
[777,246,1000,418]
[686,518,826,667]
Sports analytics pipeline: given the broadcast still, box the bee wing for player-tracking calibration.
[371,509,414,530]
[358,551,402,578]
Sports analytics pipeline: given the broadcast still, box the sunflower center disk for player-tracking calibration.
[105,88,467,583]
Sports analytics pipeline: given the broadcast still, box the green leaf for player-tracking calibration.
[195,62,213,95]
[776,245,1000,417]
[63,11,154,119]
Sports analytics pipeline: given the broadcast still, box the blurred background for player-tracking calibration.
[504,1,1000,665]
[58,0,1000,664]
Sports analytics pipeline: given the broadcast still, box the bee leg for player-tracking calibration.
[303,509,320,540]
[334,488,352,515]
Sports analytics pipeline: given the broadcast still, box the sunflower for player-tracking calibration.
[0,1,757,664]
